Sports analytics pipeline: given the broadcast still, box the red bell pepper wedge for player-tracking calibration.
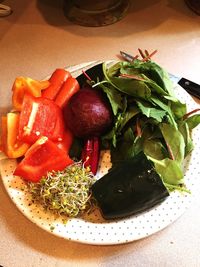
[54,127,74,154]
[12,77,50,111]
[14,136,74,182]
[42,69,71,100]
[18,94,64,144]
[54,77,80,108]
[81,137,100,175]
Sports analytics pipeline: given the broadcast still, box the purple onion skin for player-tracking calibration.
[63,87,113,138]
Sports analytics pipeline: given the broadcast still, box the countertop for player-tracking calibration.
[0,1,200,267]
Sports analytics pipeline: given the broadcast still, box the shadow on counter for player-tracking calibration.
[35,0,200,37]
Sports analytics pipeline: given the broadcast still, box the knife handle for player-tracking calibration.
[178,78,200,99]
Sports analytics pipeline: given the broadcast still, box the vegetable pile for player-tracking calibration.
[1,68,79,182]
[1,50,200,220]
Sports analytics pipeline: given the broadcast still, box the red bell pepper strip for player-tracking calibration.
[1,113,30,158]
[18,94,64,144]
[14,136,73,182]
[12,77,50,111]
[81,137,100,175]
[54,77,80,108]
[42,69,71,100]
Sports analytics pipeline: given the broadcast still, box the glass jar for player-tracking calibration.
[185,0,200,15]
[63,0,130,27]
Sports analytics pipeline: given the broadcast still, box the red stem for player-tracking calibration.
[166,142,175,160]
[82,70,92,81]
[183,108,200,120]
[136,118,142,138]
[119,73,146,82]
[142,50,158,62]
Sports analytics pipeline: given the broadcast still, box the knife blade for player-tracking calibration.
[120,51,200,100]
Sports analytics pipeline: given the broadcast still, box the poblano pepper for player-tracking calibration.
[92,152,169,220]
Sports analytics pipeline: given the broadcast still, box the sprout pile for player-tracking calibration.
[28,162,96,217]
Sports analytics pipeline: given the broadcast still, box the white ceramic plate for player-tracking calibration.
[0,61,200,245]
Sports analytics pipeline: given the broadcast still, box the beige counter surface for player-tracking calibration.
[0,1,200,267]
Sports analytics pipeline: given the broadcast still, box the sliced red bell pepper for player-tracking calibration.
[54,77,80,108]
[1,113,30,158]
[18,94,64,144]
[54,127,74,154]
[42,69,71,100]
[14,136,73,182]
[12,77,50,111]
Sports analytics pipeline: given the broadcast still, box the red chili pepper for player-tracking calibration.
[81,137,100,175]
[42,69,71,100]
[54,77,80,108]
[90,137,100,175]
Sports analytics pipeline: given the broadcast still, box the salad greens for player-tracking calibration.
[93,59,200,192]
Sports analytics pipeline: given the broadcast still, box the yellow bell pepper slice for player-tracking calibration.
[12,77,50,111]
[1,112,30,158]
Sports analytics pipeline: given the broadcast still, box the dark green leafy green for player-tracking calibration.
[93,60,200,192]
[92,152,169,219]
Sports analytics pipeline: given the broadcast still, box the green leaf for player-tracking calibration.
[136,100,167,122]
[170,100,187,119]
[150,96,177,128]
[160,123,185,163]
[110,128,143,165]
[178,121,194,157]
[143,139,167,160]
[102,105,139,147]
[98,82,124,115]
[108,76,152,99]
[184,114,200,130]
[151,157,184,185]
[103,62,152,99]
[144,61,176,97]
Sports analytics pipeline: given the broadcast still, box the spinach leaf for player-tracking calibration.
[178,121,194,157]
[102,105,139,147]
[160,123,185,163]
[98,82,124,115]
[143,139,167,160]
[108,76,152,99]
[170,100,187,119]
[150,157,184,185]
[136,100,167,122]
[150,96,177,128]
[184,114,200,130]
[143,61,176,97]
[110,127,143,165]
